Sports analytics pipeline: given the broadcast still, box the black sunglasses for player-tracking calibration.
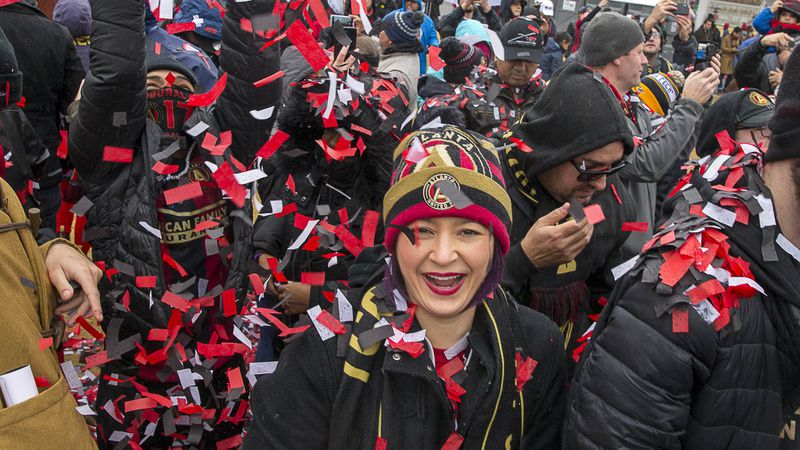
[571,159,629,182]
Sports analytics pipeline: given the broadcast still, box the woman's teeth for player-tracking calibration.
[424,274,464,287]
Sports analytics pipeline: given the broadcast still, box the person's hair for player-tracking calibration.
[733,26,741,33]
[383,239,505,309]
[556,31,572,43]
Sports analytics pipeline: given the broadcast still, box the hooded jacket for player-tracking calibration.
[244,283,566,449]
[565,141,800,449]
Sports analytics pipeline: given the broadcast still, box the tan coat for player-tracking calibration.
[721,34,741,75]
[0,178,96,449]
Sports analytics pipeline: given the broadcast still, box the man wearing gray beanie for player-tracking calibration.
[576,11,719,257]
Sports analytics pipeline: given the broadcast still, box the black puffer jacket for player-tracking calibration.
[734,37,781,94]
[69,0,280,338]
[0,2,83,189]
[565,145,800,449]
[245,284,566,449]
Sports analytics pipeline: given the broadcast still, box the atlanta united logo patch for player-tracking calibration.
[423,173,460,210]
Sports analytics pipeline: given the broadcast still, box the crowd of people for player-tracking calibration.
[0,0,799,447]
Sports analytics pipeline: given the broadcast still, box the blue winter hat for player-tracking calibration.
[173,0,222,41]
[383,10,423,45]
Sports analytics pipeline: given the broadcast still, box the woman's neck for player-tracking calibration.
[415,307,476,349]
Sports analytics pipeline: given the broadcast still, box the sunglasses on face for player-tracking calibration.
[571,158,630,182]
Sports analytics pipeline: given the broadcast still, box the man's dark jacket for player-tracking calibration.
[565,145,800,449]
[0,2,83,189]
[68,0,280,342]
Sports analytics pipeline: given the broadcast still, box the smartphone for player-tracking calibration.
[331,19,357,59]
[676,2,690,16]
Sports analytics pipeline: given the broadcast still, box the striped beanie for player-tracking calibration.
[383,126,512,254]
[382,11,423,45]
[631,72,683,117]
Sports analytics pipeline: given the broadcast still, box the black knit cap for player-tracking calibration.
[440,37,483,84]
[145,41,199,88]
[766,45,800,163]
[509,63,634,175]
[696,89,774,157]
[0,27,22,106]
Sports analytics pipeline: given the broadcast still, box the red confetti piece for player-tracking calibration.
[102,146,134,163]
[583,204,605,225]
[610,182,622,204]
[672,307,689,333]
[152,160,179,175]
[621,222,648,232]
[687,279,725,305]
[250,273,265,295]
[76,315,105,340]
[57,130,68,159]
[162,290,192,312]
[285,20,330,71]
[301,272,325,286]
[125,397,158,412]
[515,352,538,391]
[441,432,465,450]
[253,70,285,87]
[222,289,237,317]
[256,130,290,160]
[39,337,53,351]
[34,376,51,388]
[85,350,110,369]
[135,275,157,288]
[659,249,694,287]
[162,251,188,277]
[163,181,203,205]
[428,46,445,71]
[508,137,533,153]
[375,437,388,450]
[166,21,197,35]
[315,309,347,334]
[212,161,246,208]
[185,72,228,107]
[308,0,330,27]
[0,0,23,6]
[227,367,244,391]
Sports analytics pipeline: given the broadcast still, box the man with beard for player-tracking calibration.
[500,62,637,370]
[416,17,546,139]
[67,0,281,445]
[565,44,800,450]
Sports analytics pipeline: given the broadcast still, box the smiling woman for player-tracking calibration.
[245,126,567,449]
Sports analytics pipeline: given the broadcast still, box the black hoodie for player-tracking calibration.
[566,140,800,449]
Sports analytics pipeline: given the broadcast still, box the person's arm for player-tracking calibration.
[619,99,703,183]
[212,0,282,165]
[68,0,146,188]
[671,34,698,65]
[243,328,338,449]
[752,6,775,35]
[436,7,465,38]
[734,38,771,91]
[481,6,503,32]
